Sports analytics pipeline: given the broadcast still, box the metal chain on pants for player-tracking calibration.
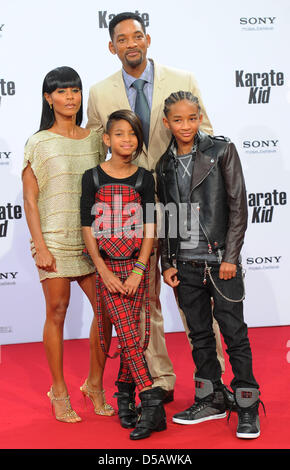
[205,261,246,303]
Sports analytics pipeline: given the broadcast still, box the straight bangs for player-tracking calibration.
[38,66,83,132]
[42,67,82,95]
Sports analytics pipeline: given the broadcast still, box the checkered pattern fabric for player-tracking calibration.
[96,258,152,391]
[94,184,143,259]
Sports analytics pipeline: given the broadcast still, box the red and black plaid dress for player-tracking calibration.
[81,165,155,391]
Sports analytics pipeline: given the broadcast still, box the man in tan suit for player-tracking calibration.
[87,11,227,404]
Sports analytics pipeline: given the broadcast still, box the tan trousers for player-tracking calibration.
[139,245,225,391]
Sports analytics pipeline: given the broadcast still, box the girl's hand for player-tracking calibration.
[123,271,143,297]
[163,267,180,288]
[98,264,127,295]
[35,247,57,272]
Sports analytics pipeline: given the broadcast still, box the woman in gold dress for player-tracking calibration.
[22,66,113,422]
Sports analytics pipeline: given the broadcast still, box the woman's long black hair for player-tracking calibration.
[39,66,83,131]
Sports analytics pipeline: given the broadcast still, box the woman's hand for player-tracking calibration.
[35,247,57,272]
[123,271,143,297]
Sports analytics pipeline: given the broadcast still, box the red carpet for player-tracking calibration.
[0,326,289,452]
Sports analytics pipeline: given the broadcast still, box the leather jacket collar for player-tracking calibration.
[164,131,217,201]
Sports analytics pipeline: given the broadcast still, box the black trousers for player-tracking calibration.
[176,261,259,391]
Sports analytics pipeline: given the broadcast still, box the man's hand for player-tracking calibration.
[163,267,180,288]
[219,262,237,280]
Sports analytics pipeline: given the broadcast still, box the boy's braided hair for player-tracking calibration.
[163,91,201,116]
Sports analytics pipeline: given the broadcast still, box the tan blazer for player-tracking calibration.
[87,60,213,171]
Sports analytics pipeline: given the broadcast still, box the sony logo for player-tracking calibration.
[247,256,281,264]
[240,17,276,25]
[0,151,11,159]
[0,272,18,280]
[243,140,279,149]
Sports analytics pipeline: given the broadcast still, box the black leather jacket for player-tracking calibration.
[156,131,248,272]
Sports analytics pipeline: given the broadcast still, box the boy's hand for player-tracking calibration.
[219,262,237,280]
[163,267,180,288]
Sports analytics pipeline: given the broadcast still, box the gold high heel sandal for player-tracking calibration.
[47,387,82,423]
[80,379,115,416]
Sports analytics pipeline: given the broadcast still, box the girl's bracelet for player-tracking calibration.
[132,269,144,276]
[136,260,146,267]
[134,261,146,271]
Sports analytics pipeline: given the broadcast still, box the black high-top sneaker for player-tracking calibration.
[172,378,227,425]
[222,385,237,411]
[235,388,263,439]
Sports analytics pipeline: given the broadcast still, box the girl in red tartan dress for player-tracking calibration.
[81,110,167,440]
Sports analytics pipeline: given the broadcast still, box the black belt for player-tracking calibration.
[179,260,220,268]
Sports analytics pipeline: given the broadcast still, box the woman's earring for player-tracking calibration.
[49,104,53,110]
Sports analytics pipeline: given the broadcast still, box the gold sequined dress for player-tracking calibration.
[23,129,105,281]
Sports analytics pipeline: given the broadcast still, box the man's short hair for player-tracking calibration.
[109,12,146,39]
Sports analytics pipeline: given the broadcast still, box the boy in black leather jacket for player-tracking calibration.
[156,91,263,439]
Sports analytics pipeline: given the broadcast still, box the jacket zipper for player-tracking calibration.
[188,159,216,254]
[174,157,215,255]
[197,215,213,254]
